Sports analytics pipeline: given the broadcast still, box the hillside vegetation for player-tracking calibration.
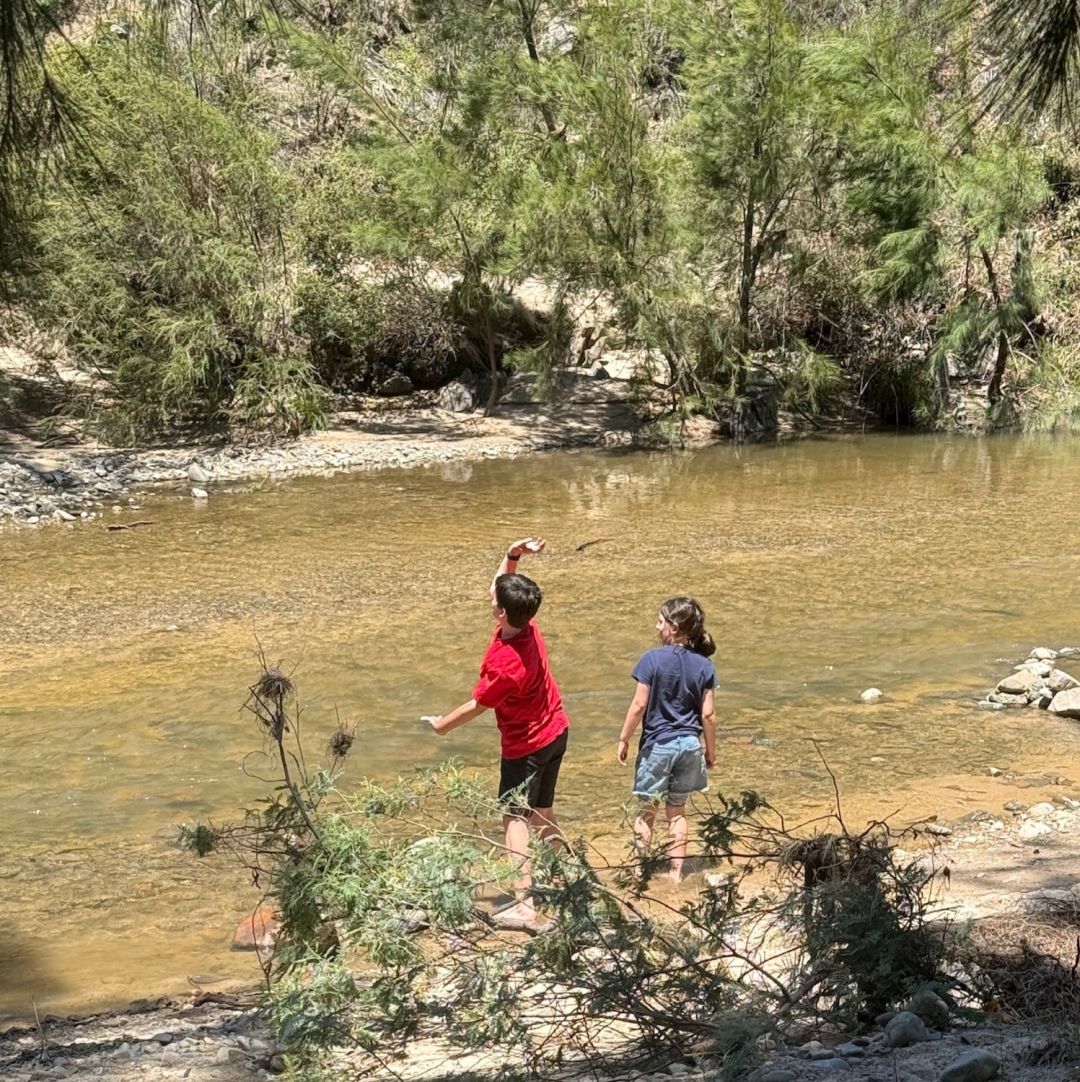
[3,0,1080,441]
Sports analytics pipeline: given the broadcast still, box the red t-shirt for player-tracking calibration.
[472,620,570,759]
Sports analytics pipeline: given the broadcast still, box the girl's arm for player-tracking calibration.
[701,688,716,767]
[618,682,650,763]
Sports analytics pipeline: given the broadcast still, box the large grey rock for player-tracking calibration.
[187,462,210,484]
[377,373,414,396]
[996,669,1040,695]
[885,1011,930,1047]
[906,987,951,1028]
[938,1048,1001,1082]
[1049,687,1080,718]
[1047,668,1079,693]
[437,380,475,413]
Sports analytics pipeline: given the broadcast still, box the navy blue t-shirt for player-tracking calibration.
[631,645,717,751]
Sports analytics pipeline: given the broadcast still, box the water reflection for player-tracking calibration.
[3,433,1080,1018]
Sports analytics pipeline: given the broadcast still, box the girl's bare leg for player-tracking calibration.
[665,803,689,883]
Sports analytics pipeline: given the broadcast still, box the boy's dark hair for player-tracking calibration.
[495,573,542,629]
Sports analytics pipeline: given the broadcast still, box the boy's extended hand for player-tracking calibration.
[509,537,545,557]
[617,738,630,764]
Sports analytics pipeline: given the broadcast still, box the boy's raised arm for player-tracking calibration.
[490,536,546,597]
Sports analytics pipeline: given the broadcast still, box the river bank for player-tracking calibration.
[6,790,1080,1082]
[0,371,710,531]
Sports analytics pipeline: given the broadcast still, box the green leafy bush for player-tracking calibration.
[27,27,326,440]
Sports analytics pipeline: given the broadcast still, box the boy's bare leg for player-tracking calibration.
[665,803,689,884]
[530,806,563,851]
[499,812,538,923]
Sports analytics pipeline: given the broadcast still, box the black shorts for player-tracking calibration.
[498,729,568,817]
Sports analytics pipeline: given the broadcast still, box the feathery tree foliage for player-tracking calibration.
[2,0,1079,437]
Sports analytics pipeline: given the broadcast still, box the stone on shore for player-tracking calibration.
[906,987,951,1028]
[938,1048,1001,1082]
[187,462,210,483]
[1048,687,1080,718]
[885,1011,931,1047]
[437,380,475,413]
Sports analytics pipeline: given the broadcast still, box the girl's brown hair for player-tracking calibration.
[660,596,715,657]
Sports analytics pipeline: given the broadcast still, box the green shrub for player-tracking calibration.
[27,26,325,440]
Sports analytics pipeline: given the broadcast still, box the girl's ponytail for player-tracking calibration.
[660,596,715,656]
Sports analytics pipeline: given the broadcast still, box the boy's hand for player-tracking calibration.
[423,715,446,735]
[509,537,545,558]
[617,738,630,764]
[705,751,716,768]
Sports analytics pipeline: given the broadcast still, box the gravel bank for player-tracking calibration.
[0,377,680,532]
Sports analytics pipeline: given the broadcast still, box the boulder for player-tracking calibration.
[938,1048,1001,1082]
[187,462,210,484]
[1049,687,1080,719]
[996,669,1040,695]
[1047,668,1079,693]
[377,373,414,396]
[437,380,475,413]
[906,987,951,1029]
[231,904,281,951]
[885,1011,930,1047]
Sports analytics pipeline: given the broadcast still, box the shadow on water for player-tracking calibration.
[0,928,68,1022]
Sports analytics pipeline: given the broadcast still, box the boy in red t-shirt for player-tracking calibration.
[428,538,569,932]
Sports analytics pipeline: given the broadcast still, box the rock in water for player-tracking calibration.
[187,462,210,484]
[1049,687,1080,718]
[191,487,208,500]
[938,1048,1001,1082]
[1047,668,1079,693]
[996,669,1040,695]
[1031,647,1058,661]
[232,904,281,951]
[861,687,884,702]
[885,1011,930,1047]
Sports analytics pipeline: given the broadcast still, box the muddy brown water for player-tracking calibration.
[3,433,1080,1021]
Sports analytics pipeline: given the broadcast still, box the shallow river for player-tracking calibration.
[3,433,1080,1021]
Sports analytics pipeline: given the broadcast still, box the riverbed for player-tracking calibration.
[3,432,1080,1021]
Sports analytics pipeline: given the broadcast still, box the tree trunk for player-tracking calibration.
[483,303,500,416]
[980,245,1009,404]
[737,187,756,398]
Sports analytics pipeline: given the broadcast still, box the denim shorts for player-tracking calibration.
[633,734,708,806]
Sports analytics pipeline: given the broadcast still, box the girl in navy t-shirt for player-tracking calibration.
[617,596,716,883]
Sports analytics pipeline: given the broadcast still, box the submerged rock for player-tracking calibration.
[860,687,884,702]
